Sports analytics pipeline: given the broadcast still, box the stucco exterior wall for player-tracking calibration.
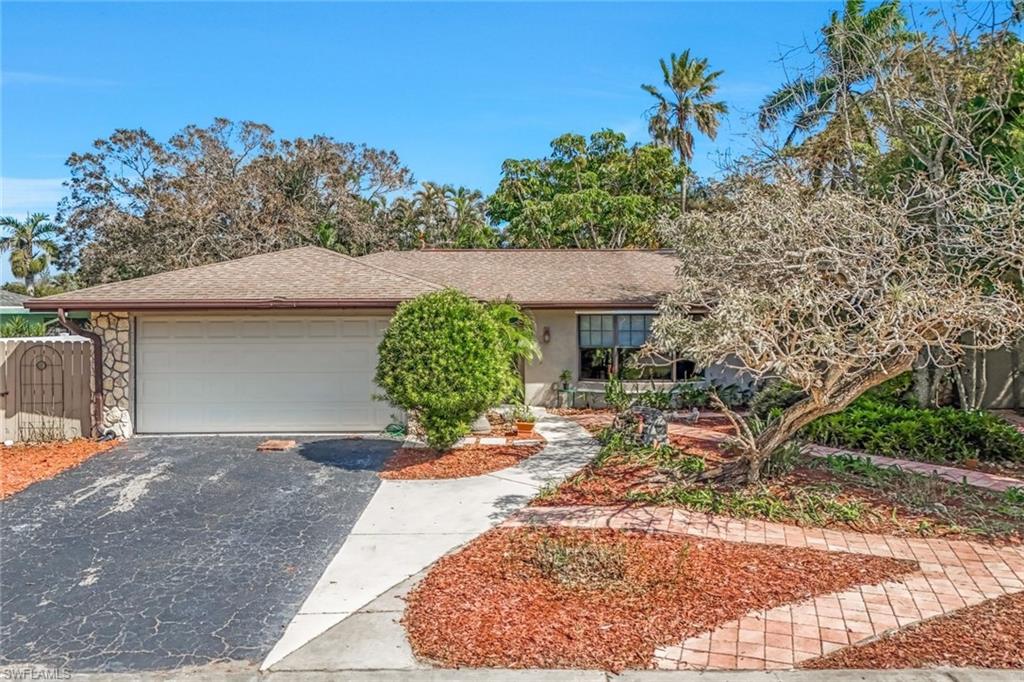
[522,309,755,407]
[524,309,578,406]
[973,340,1023,409]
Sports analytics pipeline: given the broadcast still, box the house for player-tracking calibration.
[0,289,88,330]
[24,247,706,437]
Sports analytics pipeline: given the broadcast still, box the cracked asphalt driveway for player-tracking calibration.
[0,435,397,672]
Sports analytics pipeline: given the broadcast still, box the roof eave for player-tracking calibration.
[23,298,407,312]
[25,297,679,313]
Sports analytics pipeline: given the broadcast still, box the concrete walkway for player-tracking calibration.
[261,411,599,670]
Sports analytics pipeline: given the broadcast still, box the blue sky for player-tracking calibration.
[1,1,842,282]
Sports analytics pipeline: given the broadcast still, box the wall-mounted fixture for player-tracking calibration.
[541,326,551,344]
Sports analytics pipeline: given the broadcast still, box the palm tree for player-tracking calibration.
[0,213,60,294]
[758,0,910,186]
[412,181,451,246]
[446,186,497,247]
[642,50,728,211]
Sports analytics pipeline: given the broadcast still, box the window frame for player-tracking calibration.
[576,312,691,382]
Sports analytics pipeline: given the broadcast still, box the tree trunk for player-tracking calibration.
[737,356,917,483]
[680,173,689,215]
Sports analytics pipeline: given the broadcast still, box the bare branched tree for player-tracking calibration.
[654,176,1024,482]
[58,118,413,284]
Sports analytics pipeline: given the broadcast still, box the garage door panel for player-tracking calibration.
[239,321,272,338]
[137,316,391,433]
[307,320,339,337]
[273,320,307,337]
[206,321,239,338]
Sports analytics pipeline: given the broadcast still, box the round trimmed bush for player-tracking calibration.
[375,289,509,450]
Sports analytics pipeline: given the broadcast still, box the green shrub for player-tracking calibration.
[672,382,710,408]
[634,384,674,410]
[484,299,540,402]
[749,380,805,421]
[603,376,632,412]
[0,318,47,337]
[375,289,508,450]
[805,398,1024,463]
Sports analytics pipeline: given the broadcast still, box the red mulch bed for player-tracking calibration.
[803,591,1024,669]
[537,462,1024,543]
[403,527,917,671]
[1,439,119,499]
[380,444,544,480]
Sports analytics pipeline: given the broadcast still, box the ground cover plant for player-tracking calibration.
[542,412,1024,542]
[380,442,544,480]
[402,527,916,671]
[751,375,1024,467]
[803,591,1024,669]
[0,439,119,499]
[804,398,1024,465]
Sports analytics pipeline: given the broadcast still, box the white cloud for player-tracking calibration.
[0,177,67,216]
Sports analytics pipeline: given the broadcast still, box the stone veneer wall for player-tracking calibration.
[91,312,133,437]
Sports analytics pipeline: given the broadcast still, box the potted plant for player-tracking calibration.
[513,404,536,436]
[559,369,572,390]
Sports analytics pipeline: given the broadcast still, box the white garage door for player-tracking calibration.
[136,316,393,433]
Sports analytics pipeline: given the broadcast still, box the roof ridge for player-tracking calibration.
[326,249,447,291]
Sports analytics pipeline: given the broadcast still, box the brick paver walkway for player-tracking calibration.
[505,505,1024,671]
[805,444,1024,493]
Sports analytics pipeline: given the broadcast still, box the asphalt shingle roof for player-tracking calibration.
[358,249,678,307]
[26,247,678,311]
[0,290,29,308]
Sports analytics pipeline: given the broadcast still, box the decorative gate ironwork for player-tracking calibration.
[18,344,66,441]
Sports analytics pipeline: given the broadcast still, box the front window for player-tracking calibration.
[577,314,695,381]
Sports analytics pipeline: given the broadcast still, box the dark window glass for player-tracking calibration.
[579,348,613,380]
[579,315,614,348]
[618,347,673,381]
[674,359,698,380]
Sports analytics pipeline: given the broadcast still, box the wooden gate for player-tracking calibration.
[0,337,93,442]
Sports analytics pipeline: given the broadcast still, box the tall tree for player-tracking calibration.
[655,175,1023,481]
[642,50,728,211]
[757,0,910,187]
[387,182,497,248]
[58,118,413,284]
[488,129,683,248]
[0,213,60,294]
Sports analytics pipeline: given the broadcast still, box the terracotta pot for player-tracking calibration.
[516,421,535,435]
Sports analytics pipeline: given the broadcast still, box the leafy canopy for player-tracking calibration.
[386,182,499,249]
[488,129,684,248]
[58,118,413,285]
[0,213,61,294]
[643,49,728,166]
